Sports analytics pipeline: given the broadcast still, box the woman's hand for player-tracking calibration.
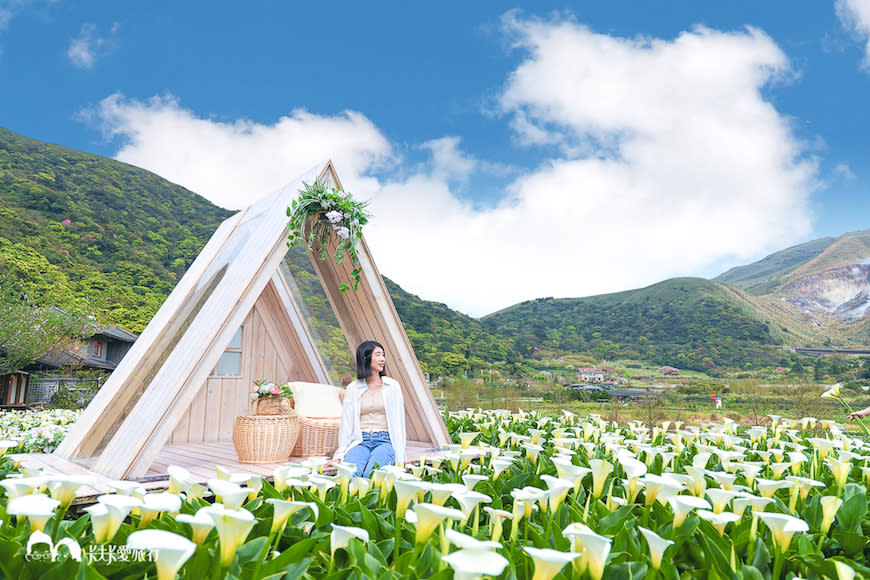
[847,407,869,421]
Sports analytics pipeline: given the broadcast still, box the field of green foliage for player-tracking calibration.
[0,406,866,578]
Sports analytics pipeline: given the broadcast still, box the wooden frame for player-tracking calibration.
[54,162,450,479]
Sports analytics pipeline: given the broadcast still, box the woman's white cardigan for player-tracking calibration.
[334,377,407,464]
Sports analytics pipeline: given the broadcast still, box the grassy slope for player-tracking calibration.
[714,236,836,295]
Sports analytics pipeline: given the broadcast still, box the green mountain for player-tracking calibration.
[0,127,515,376]
[483,229,870,372]
[4,125,870,376]
[0,127,233,331]
[482,277,778,373]
[715,236,837,295]
[716,229,870,347]
[384,277,515,376]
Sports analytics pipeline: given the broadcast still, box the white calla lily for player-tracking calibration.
[540,474,574,513]
[410,502,465,545]
[137,492,182,528]
[638,526,673,570]
[330,524,369,555]
[524,546,583,580]
[588,459,614,499]
[207,506,256,567]
[668,495,711,527]
[754,511,809,555]
[175,506,219,545]
[7,493,60,532]
[46,475,94,507]
[445,528,501,550]
[86,494,141,543]
[127,529,196,580]
[443,548,509,580]
[819,495,843,536]
[167,466,191,494]
[696,509,740,535]
[266,498,318,534]
[207,479,248,511]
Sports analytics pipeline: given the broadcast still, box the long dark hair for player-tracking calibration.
[356,340,386,379]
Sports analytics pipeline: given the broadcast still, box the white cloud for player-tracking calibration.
[837,0,870,68]
[88,16,818,318]
[67,22,119,69]
[371,17,817,315]
[0,0,55,34]
[87,93,393,210]
[419,136,476,185]
[833,162,856,181]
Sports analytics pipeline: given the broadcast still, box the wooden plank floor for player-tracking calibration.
[10,440,447,507]
[147,439,446,479]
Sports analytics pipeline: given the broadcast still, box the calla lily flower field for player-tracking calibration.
[0,407,868,579]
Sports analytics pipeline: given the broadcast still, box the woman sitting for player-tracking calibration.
[333,340,407,477]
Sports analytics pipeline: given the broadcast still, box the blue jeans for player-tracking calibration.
[343,431,394,477]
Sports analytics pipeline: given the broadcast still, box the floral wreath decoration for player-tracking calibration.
[286,180,371,292]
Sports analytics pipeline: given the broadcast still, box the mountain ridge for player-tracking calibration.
[3,125,870,374]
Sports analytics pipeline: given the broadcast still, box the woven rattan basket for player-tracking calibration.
[233,412,300,463]
[292,417,341,457]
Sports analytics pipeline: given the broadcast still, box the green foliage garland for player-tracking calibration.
[286,180,370,292]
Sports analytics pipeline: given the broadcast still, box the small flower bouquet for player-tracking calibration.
[821,383,870,436]
[286,179,370,292]
[251,380,294,415]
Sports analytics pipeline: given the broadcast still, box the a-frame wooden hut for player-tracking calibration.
[53,162,450,481]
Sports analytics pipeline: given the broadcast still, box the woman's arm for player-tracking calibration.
[390,380,407,464]
[333,383,357,462]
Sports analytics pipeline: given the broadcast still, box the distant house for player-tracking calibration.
[55,326,139,371]
[0,326,137,407]
[577,367,606,382]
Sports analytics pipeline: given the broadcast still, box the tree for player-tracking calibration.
[0,239,97,374]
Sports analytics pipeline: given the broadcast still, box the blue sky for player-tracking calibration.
[1,1,870,316]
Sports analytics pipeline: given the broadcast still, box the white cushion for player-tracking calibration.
[287,382,343,418]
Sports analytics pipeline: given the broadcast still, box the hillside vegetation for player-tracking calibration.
[483,278,783,374]
[715,236,836,295]
[0,127,518,376]
[0,127,232,331]
[5,125,870,378]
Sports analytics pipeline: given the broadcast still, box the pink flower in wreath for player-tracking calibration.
[270,384,281,395]
[251,385,259,393]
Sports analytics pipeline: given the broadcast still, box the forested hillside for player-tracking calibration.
[483,278,785,373]
[0,127,516,376]
[0,127,232,331]
[8,125,868,378]
[384,278,519,376]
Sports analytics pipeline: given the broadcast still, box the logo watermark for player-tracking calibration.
[25,531,82,563]
[24,531,158,564]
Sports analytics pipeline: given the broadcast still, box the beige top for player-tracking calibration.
[359,387,389,432]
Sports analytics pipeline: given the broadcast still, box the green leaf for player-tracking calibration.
[235,536,269,567]
[597,505,637,536]
[602,561,647,580]
[750,537,771,571]
[834,484,868,532]
[832,530,867,556]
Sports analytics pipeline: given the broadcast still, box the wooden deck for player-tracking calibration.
[11,440,447,507]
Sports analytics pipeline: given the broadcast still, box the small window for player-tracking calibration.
[212,327,242,376]
[92,341,103,359]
